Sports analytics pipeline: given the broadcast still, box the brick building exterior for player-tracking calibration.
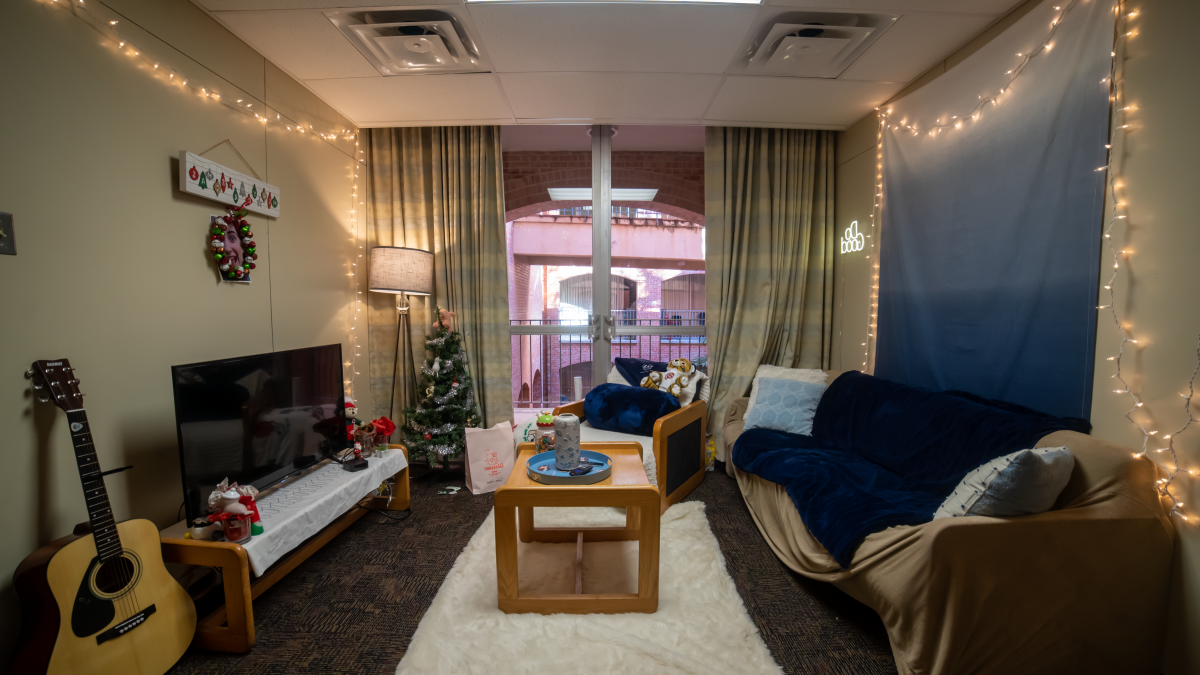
[502,151,705,223]
[507,212,706,409]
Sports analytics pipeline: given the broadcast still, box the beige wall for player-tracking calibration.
[1088,1,1200,671]
[835,0,1200,670]
[0,0,361,661]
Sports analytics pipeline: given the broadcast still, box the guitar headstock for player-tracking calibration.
[29,359,84,411]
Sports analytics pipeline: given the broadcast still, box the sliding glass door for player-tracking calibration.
[508,125,706,415]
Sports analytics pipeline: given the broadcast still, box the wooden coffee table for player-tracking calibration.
[494,441,660,614]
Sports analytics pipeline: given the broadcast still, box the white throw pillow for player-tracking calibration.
[934,446,1075,520]
[743,366,827,421]
[607,365,629,386]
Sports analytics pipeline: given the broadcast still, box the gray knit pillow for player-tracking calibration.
[934,447,1075,519]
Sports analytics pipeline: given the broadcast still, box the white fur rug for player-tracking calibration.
[397,502,782,675]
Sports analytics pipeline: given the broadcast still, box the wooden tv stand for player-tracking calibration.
[159,446,409,653]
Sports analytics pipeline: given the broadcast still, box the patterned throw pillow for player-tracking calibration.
[933,447,1075,519]
[743,377,826,436]
[743,366,827,422]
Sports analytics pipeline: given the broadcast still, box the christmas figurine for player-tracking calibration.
[345,399,363,441]
[432,308,456,332]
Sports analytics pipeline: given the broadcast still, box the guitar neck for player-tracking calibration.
[66,410,123,561]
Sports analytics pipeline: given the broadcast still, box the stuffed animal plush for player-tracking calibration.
[345,399,363,440]
[433,308,456,332]
[669,358,696,376]
[639,362,706,405]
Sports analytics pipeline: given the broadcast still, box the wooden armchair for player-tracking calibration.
[552,399,707,514]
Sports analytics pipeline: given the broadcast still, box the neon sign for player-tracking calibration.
[841,220,864,254]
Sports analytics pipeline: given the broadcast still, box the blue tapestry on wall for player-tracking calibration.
[874,0,1114,419]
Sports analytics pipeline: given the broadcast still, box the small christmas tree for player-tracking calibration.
[402,307,481,465]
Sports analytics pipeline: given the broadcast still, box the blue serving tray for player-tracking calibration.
[526,449,613,485]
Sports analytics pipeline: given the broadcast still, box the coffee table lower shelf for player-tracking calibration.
[495,442,660,615]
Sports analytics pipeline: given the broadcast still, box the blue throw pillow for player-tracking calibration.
[584,383,680,436]
[613,358,669,387]
[744,377,825,436]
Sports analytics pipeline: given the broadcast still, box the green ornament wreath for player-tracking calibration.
[209,205,259,281]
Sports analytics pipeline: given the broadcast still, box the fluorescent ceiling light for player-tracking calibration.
[548,188,660,201]
[470,0,760,3]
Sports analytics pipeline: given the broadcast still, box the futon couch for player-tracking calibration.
[725,370,1174,675]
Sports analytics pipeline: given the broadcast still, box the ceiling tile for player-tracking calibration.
[198,0,457,10]
[468,4,759,74]
[213,10,380,80]
[305,74,514,125]
[706,76,904,127]
[499,73,721,122]
[838,12,996,82]
[763,0,1021,13]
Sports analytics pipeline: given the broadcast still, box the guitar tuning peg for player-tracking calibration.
[33,384,43,390]
[25,369,34,379]
[38,397,50,403]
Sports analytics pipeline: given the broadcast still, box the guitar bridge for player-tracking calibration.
[95,604,156,645]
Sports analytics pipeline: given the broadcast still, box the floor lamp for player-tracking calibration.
[368,246,434,419]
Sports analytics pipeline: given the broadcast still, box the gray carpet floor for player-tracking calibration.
[169,465,897,675]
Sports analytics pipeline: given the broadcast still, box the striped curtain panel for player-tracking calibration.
[365,126,513,430]
[704,127,837,466]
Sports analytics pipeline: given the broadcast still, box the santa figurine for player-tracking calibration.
[344,399,363,441]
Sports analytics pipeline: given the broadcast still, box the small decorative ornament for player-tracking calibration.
[423,432,433,440]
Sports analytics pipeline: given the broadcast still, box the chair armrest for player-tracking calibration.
[552,400,586,418]
[651,400,707,506]
[653,399,707,438]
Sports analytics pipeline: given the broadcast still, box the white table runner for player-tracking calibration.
[161,452,408,575]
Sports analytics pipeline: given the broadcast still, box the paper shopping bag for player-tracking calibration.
[465,421,516,495]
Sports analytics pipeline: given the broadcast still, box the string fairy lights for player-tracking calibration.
[1096,3,1194,521]
[32,0,369,400]
[870,0,1193,521]
[859,114,884,372]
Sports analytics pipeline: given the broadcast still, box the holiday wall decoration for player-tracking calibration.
[210,206,259,283]
[180,151,281,218]
[403,307,481,465]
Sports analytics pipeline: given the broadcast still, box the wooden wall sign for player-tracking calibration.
[179,151,280,218]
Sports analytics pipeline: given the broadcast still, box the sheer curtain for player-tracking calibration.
[704,127,837,466]
[365,126,513,428]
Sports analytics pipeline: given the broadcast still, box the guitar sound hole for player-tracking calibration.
[95,557,136,595]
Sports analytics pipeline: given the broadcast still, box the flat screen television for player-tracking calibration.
[171,344,347,522]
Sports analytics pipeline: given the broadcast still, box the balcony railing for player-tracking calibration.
[510,312,707,410]
[545,206,672,219]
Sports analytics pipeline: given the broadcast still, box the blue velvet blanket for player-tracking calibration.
[732,371,1090,568]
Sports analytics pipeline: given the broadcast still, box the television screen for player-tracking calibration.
[171,344,347,522]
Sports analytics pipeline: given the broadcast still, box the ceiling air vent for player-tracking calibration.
[736,12,898,79]
[326,9,490,76]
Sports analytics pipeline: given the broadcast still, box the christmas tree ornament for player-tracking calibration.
[198,173,208,189]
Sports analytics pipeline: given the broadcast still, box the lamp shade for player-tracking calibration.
[368,246,433,295]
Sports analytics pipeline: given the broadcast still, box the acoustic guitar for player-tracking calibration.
[10,359,196,674]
